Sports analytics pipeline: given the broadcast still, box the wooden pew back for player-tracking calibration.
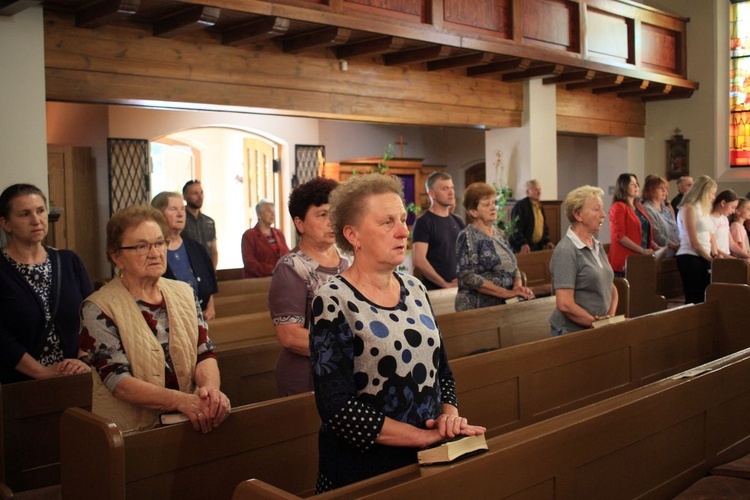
[712,258,750,285]
[625,254,675,315]
[216,277,273,298]
[514,249,553,288]
[61,394,321,500]
[214,292,270,316]
[207,312,276,351]
[0,373,90,495]
[438,297,554,357]
[60,285,750,499]
[302,347,750,500]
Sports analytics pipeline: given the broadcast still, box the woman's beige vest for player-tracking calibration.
[86,277,199,431]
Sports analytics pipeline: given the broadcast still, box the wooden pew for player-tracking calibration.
[0,373,90,497]
[238,345,750,499]
[425,287,456,316]
[514,248,553,293]
[712,257,750,285]
[208,311,276,351]
[59,284,748,499]
[215,276,273,298]
[624,254,681,315]
[215,343,282,407]
[214,291,270,317]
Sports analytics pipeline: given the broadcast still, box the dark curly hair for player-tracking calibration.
[288,177,339,233]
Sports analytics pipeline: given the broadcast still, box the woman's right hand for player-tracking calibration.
[176,393,216,434]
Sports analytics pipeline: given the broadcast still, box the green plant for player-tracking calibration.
[494,184,518,236]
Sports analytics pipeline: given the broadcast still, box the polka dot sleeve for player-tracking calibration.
[310,292,385,451]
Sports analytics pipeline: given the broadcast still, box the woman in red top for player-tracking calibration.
[608,173,658,277]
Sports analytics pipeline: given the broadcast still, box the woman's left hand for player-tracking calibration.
[512,284,535,300]
[56,358,91,376]
[425,413,487,439]
[196,386,231,427]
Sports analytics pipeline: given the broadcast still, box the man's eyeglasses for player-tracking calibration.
[118,240,167,256]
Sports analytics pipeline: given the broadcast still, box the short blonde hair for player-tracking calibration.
[329,173,404,253]
[565,185,604,223]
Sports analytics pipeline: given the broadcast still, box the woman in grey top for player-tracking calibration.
[641,175,680,258]
[549,186,618,335]
[268,177,349,396]
[455,182,534,312]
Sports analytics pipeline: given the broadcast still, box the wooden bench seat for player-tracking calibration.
[207,311,276,351]
[240,345,750,499]
[58,283,748,499]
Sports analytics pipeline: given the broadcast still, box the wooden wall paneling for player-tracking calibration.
[522,0,579,53]
[640,22,680,75]
[342,0,424,22]
[44,12,523,128]
[442,0,512,37]
[585,6,632,65]
[556,86,645,137]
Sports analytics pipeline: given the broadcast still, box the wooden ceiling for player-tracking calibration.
[7,0,698,102]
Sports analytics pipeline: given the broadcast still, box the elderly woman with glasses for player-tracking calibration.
[78,206,230,432]
[455,182,534,311]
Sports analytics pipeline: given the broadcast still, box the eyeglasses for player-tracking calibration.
[118,240,167,256]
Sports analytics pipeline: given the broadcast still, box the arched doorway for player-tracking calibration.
[151,127,282,269]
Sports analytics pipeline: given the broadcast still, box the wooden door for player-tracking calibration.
[244,138,279,228]
[465,162,485,186]
[47,146,68,248]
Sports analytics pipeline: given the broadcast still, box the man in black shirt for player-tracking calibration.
[412,172,465,290]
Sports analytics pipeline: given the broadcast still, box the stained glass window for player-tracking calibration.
[731,0,750,167]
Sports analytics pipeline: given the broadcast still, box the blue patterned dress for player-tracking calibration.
[310,272,458,492]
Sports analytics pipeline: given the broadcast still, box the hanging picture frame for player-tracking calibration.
[666,129,689,180]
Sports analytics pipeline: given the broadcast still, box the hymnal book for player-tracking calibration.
[417,434,488,465]
[159,412,190,425]
[591,314,626,328]
[505,296,525,304]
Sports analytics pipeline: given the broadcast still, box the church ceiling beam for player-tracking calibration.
[222,16,291,46]
[426,52,494,72]
[382,45,454,66]
[334,36,407,59]
[153,5,220,38]
[565,75,624,91]
[502,63,565,82]
[467,58,531,78]
[593,79,649,95]
[617,83,672,99]
[543,69,596,85]
[281,26,352,54]
[641,88,693,102]
[75,0,139,28]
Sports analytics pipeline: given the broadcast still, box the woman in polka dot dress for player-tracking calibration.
[310,174,486,493]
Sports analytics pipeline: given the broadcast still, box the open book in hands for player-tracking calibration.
[417,434,488,465]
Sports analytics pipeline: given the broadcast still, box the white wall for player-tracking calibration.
[557,134,598,237]
[0,7,47,190]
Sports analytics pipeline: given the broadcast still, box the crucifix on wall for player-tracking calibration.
[395,135,407,158]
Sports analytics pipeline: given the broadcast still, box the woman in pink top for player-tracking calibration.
[730,198,750,261]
